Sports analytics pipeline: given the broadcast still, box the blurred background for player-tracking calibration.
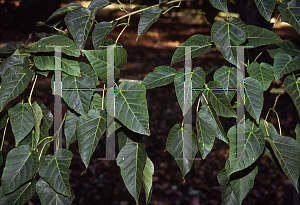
[1,0,300,204]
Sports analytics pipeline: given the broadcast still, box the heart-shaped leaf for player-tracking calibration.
[247,62,274,91]
[279,0,300,35]
[92,21,117,49]
[274,53,300,80]
[254,0,276,21]
[142,66,176,89]
[284,75,300,116]
[209,0,228,12]
[246,25,282,48]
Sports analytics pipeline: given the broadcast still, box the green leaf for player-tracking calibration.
[209,0,228,12]
[244,77,264,123]
[88,0,110,12]
[142,66,176,89]
[46,3,83,22]
[8,103,34,146]
[76,109,106,168]
[116,139,147,204]
[36,179,74,205]
[38,149,72,196]
[296,123,300,147]
[64,110,79,149]
[228,124,265,175]
[174,67,205,115]
[1,145,38,196]
[89,93,103,111]
[83,47,127,81]
[274,53,300,80]
[265,135,300,192]
[107,82,150,135]
[259,119,278,140]
[0,114,8,130]
[65,8,94,50]
[204,81,236,118]
[33,54,80,77]
[284,75,300,116]
[31,101,43,146]
[247,62,274,91]
[137,6,163,39]
[142,157,154,204]
[279,0,300,35]
[217,168,239,205]
[0,42,21,54]
[0,180,36,205]
[18,130,36,150]
[171,34,214,65]
[32,35,80,57]
[166,124,198,178]
[92,21,117,49]
[267,40,300,57]
[0,56,32,109]
[37,101,53,130]
[118,131,129,151]
[246,25,282,47]
[254,0,276,21]
[211,17,248,65]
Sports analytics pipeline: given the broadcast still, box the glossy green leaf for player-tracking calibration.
[142,66,176,89]
[37,101,53,130]
[244,77,264,123]
[107,82,150,135]
[284,75,300,116]
[92,21,117,49]
[77,109,106,168]
[88,0,110,12]
[8,103,34,146]
[171,34,214,65]
[32,35,80,57]
[143,157,154,204]
[279,0,300,35]
[246,25,281,47]
[36,179,74,205]
[1,145,38,196]
[65,8,94,50]
[211,17,248,65]
[137,6,162,39]
[267,40,300,57]
[174,67,205,115]
[296,123,300,146]
[31,101,43,145]
[217,168,239,205]
[166,124,198,178]
[0,114,8,130]
[265,135,300,191]
[118,131,129,151]
[89,93,103,111]
[254,0,276,21]
[83,47,127,81]
[204,81,236,118]
[228,124,265,175]
[46,3,83,22]
[18,130,36,150]
[64,110,79,149]
[0,180,36,205]
[116,139,147,204]
[209,0,228,12]
[274,53,300,80]
[247,62,274,91]
[0,42,21,54]
[0,56,32,110]
[38,149,72,196]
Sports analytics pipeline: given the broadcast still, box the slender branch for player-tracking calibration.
[38,138,54,161]
[0,117,9,151]
[261,118,269,136]
[36,136,54,148]
[29,75,38,106]
[115,15,130,44]
[272,109,282,136]
[102,84,105,110]
[53,112,67,138]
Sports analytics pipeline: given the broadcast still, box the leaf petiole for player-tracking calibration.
[0,117,9,151]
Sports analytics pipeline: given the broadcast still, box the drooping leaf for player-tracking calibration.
[244,77,264,123]
[279,0,300,35]
[88,0,110,12]
[76,109,106,168]
[204,81,236,118]
[217,168,239,205]
[209,0,228,12]
[64,110,79,149]
[246,25,281,47]
[0,55,23,77]
[46,3,83,22]
[92,21,117,49]
[166,124,198,178]
[227,124,265,175]
[38,149,72,196]
[211,17,248,65]
[36,179,74,205]
[265,135,300,191]
[284,75,300,116]
[89,93,103,111]
[0,114,8,130]
[0,180,36,205]
[142,66,176,89]
[31,101,43,145]
[32,35,80,57]
[254,0,276,21]
[143,157,154,204]
[1,145,38,196]
[267,40,300,57]
[18,130,36,150]
[65,8,94,50]
[107,82,150,135]
[174,67,205,115]
[8,103,34,146]
[171,34,214,65]
[247,62,274,91]
[116,139,147,204]
[274,53,300,80]
[137,6,163,39]
[0,42,21,54]
[83,47,127,81]
[118,131,129,151]
[37,101,53,130]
